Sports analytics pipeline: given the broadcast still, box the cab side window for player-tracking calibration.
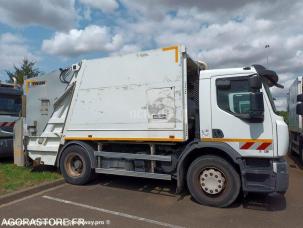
[216,78,252,115]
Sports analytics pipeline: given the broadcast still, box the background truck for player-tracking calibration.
[288,76,303,162]
[0,81,22,158]
[24,45,289,207]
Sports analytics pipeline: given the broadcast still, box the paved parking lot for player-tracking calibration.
[0,156,303,228]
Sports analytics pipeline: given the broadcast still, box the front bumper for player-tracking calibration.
[240,157,289,194]
[273,159,289,193]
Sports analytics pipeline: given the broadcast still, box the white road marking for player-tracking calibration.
[0,184,67,209]
[42,195,185,228]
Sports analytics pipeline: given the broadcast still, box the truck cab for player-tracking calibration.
[196,65,288,194]
[200,66,288,157]
[0,82,22,157]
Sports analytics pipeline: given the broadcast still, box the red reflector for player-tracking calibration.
[257,142,271,150]
[0,122,15,127]
[240,142,254,150]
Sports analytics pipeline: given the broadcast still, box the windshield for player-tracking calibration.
[262,79,278,114]
[0,95,21,116]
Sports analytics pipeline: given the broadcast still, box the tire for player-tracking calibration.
[187,155,241,208]
[60,145,95,185]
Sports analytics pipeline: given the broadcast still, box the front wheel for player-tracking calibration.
[187,155,241,207]
[60,145,94,185]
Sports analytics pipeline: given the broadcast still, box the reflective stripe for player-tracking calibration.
[0,122,15,127]
[202,138,273,151]
[257,142,272,150]
[240,142,254,149]
[201,138,272,143]
[162,45,179,63]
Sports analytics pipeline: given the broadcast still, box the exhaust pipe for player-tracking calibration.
[12,76,17,88]
[196,61,208,70]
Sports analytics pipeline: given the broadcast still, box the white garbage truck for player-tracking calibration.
[288,76,303,162]
[24,45,289,207]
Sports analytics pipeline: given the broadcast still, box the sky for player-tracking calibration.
[0,0,302,110]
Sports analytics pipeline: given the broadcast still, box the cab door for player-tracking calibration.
[210,74,274,158]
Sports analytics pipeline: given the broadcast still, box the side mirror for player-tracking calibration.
[216,80,231,89]
[249,75,262,90]
[297,94,303,102]
[249,92,264,121]
[297,103,303,115]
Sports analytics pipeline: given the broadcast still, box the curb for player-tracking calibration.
[0,178,65,206]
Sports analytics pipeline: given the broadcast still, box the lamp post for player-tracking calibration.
[265,44,270,65]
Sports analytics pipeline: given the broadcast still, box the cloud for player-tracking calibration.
[120,0,279,20]
[39,0,302,110]
[112,0,303,110]
[0,0,76,31]
[42,25,124,56]
[122,0,276,11]
[0,33,36,81]
[80,0,119,13]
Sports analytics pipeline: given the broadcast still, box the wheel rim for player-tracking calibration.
[65,153,84,177]
[199,167,226,195]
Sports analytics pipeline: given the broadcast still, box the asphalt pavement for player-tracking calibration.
[0,155,302,228]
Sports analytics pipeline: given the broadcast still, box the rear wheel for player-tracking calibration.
[187,155,240,207]
[60,145,94,185]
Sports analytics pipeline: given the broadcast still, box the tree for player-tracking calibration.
[277,111,288,124]
[6,59,40,85]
